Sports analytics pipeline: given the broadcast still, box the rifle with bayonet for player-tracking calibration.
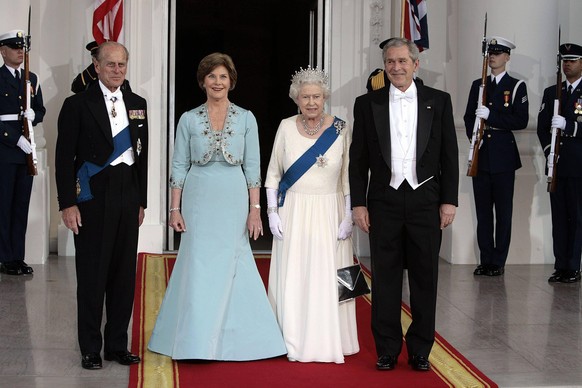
[547,27,562,193]
[22,5,37,176]
[467,13,488,177]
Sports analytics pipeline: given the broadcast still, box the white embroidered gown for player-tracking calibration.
[265,115,360,363]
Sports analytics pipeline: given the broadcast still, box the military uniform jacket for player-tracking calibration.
[463,73,528,173]
[55,82,149,210]
[537,78,582,177]
[0,64,46,164]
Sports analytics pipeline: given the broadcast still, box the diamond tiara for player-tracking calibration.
[290,66,329,85]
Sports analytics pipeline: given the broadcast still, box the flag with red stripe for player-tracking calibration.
[403,0,429,52]
[93,0,124,44]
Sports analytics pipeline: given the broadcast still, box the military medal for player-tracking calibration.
[136,138,142,156]
[76,178,81,197]
[575,99,582,114]
[504,91,510,107]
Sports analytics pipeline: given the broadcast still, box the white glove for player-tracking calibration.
[266,188,283,239]
[22,108,35,122]
[337,194,353,240]
[268,212,283,240]
[551,114,566,130]
[16,135,32,154]
[475,105,490,120]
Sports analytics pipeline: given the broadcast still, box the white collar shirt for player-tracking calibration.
[99,81,134,166]
[389,83,420,189]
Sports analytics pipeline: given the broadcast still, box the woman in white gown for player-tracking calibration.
[265,67,359,363]
[148,53,286,360]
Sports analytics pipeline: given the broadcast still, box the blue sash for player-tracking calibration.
[278,119,341,206]
[76,126,132,203]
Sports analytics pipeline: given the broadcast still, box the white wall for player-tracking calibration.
[4,0,582,264]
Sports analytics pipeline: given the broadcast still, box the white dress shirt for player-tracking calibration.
[389,83,420,189]
[99,81,134,166]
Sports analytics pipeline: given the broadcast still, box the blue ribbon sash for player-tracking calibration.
[76,126,132,203]
[278,118,342,206]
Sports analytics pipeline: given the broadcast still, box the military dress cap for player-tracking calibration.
[379,38,395,49]
[560,43,582,60]
[86,41,99,53]
[487,36,515,54]
[0,30,26,48]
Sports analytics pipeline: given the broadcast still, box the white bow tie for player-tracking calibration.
[393,90,414,102]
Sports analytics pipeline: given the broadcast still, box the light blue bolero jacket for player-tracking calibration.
[170,103,262,189]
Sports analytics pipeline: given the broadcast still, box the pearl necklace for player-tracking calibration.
[301,114,325,136]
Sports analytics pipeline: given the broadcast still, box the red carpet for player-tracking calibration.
[130,253,497,388]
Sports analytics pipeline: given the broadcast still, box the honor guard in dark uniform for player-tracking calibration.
[71,41,131,94]
[366,38,423,92]
[0,30,46,276]
[464,36,529,276]
[537,43,582,283]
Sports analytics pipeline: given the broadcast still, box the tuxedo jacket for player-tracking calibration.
[537,78,582,177]
[350,80,459,208]
[463,73,528,173]
[55,82,148,210]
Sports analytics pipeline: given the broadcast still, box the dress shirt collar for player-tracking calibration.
[99,80,123,100]
[389,82,417,102]
[567,77,581,91]
[491,71,506,84]
[6,66,22,78]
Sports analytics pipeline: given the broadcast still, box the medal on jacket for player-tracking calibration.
[503,91,510,107]
[136,138,142,156]
[76,178,81,197]
[575,99,582,114]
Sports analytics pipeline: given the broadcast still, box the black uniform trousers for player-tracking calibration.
[472,169,515,267]
[74,163,140,355]
[368,179,440,358]
[550,177,582,272]
[0,163,33,262]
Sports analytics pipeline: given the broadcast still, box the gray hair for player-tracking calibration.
[383,37,419,62]
[288,67,331,102]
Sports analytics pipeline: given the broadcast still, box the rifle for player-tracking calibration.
[22,5,38,176]
[547,27,562,192]
[467,13,488,177]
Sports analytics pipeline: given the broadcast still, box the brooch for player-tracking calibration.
[316,154,328,168]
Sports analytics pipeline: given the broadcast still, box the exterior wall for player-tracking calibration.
[3,0,582,263]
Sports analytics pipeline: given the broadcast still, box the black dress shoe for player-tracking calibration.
[376,355,397,370]
[0,262,23,276]
[473,264,488,276]
[408,355,431,371]
[81,353,103,369]
[18,261,34,275]
[485,265,504,276]
[104,350,141,365]
[548,270,563,283]
[557,270,581,283]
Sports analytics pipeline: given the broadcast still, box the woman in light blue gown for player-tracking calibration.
[148,53,286,360]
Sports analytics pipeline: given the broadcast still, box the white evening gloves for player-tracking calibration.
[266,188,283,240]
[337,194,353,240]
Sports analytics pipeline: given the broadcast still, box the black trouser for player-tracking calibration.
[74,163,140,354]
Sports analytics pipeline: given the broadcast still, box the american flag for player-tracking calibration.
[403,0,429,52]
[92,0,124,44]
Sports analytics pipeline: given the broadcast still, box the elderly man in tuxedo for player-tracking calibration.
[56,41,148,370]
[349,37,458,372]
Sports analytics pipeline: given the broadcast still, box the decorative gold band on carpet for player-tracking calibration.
[130,253,496,388]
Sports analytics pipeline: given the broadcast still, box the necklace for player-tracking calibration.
[301,114,325,136]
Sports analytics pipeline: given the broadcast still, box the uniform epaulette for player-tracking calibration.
[370,70,386,91]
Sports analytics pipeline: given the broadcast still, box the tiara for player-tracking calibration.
[291,66,329,85]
